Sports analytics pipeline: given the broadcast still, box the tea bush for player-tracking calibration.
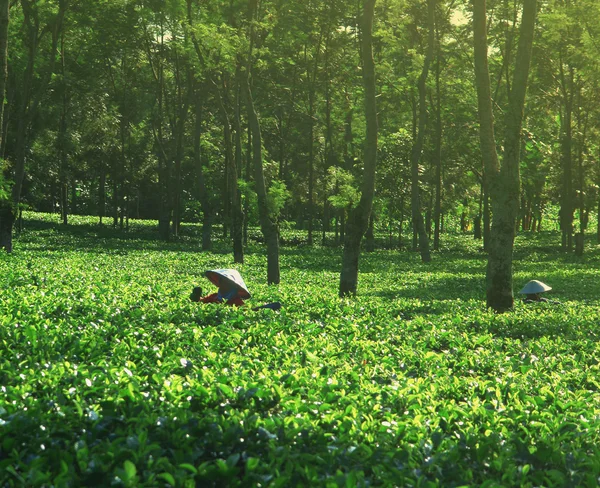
[1,213,600,487]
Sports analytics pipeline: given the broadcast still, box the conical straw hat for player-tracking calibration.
[204,269,251,299]
[519,280,551,295]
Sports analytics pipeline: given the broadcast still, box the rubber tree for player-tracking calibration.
[339,0,377,297]
[473,0,537,311]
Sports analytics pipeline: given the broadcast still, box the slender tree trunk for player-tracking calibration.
[597,154,600,244]
[409,0,434,263]
[0,0,8,153]
[341,103,353,245]
[99,171,106,226]
[192,93,212,250]
[307,88,315,245]
[339,0,378,296]
[246,0,279,283]
[244,124,251,245]
[576,87,588,237]
[246,80,280,284]
[433,23,442,251]
[216,80,237,246]
[365,213,375,252]
[231,69,245,263]
[58,30,68,226]
[559,61,574,251]
[60,182,68,225]
[399,195,404,250]
[172,64,191,238]
[473,0,537,312]
[322,32,333,244]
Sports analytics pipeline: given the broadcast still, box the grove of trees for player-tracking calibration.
[1,0,600,310]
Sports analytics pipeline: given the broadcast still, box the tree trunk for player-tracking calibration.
[58,30,68,226]
[339,0,378,297]
[365,213,375,252]
[112,160,119,228]
[307,88,315,246]
[246,80,280,283]
[559,62,575,251]
[232,70,245,263]
[409,0,434,263]
[172,65,191,238]
[473,0,537,312]
[192,91,212,250]
[322,31,333,245]
[597,155,600,244]
[4,0,67,251]
[244,123,251,246]
[216,81,236,244]
[246,0,279,284]
[99,171,106,226]
[60,181,68,225]
[433,18,442,251]
[0,203,14,252]
[0,0,8,152]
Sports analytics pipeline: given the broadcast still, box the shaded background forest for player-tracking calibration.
[1,0,599,253]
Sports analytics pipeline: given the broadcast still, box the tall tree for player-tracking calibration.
[247,0,280,284]
[339,0,377,296]
[0,0,7,154]
[1,0,67,252]
[473,0,537,311]
[409,0,434,262]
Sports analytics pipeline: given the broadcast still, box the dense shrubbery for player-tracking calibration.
[1,214,600,486]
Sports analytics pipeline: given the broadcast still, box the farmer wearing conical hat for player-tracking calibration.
[190,269,250,307]
[519,280,552,303]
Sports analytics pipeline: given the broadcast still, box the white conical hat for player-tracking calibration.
[519,280,551,295]
[204,269,251,299]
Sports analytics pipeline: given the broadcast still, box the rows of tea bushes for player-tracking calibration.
[1,213,600,486]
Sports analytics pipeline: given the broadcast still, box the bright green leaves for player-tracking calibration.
[3,214,600,485]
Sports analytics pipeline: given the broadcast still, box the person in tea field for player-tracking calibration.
[190,269,250,307]
[519,280,553,303]
[189,268,282,310]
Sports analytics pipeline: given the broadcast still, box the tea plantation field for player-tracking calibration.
[2,214,600,487]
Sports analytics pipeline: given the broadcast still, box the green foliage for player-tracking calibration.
[327,166,360,209]
[2,213,600,485]
[266,179,290,218]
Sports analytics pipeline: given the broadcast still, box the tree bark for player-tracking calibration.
[339,0,378,297]
[473,0,537,312]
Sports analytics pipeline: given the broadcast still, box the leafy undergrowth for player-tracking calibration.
[2,214,600,487]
